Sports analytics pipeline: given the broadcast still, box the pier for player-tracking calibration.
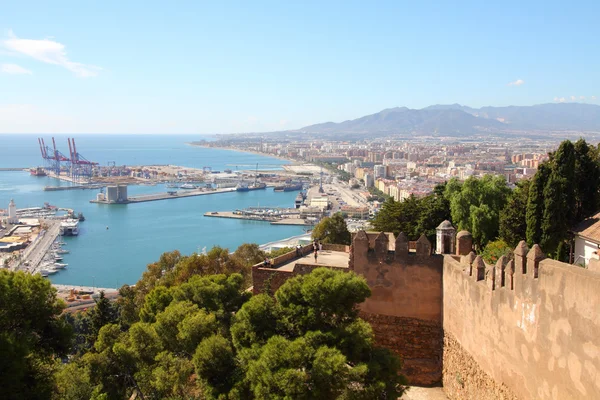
[204,211,314,226]
[18,219,61,271]
[90,187,236,204]
[0,167,27,171]
[44,184,105,191]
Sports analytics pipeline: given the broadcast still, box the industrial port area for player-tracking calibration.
[1,137,375,298]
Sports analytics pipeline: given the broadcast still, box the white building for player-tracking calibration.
[7,199,18,224]
[572,212,600,266]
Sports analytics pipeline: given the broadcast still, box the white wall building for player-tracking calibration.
[572,212,600,266]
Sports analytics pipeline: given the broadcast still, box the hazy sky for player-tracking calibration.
[1,0,598,134]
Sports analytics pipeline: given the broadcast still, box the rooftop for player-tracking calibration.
[276,249,350,272]
[572,211,600,243]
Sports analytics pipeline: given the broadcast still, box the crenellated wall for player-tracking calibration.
[250,229,600,396]
[350,230,444,385]
[443,241,600,400]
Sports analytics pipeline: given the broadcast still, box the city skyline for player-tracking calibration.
[1,0,599,134]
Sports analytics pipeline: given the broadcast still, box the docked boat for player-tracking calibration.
[30,167,47,176]
[274,182,304,192]
[41,268,58,275]
[78,212,85,221]
[54,263,68,269]
[55,249,69,254]
[53,254,63,261]
[180,183,197,189]
[166,183,179,188]
[59,219,79,236]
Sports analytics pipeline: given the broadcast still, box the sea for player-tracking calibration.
[0,134,306,288]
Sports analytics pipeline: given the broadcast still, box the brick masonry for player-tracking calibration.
[361,312,443,386]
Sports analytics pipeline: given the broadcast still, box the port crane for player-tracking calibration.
[37,137,71,175]
[68,138,98,180]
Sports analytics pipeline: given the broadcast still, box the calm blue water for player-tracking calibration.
[0,135,304,288]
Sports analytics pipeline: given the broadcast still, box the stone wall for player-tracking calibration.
[443,333,518,400]
[361,312,443,385]
[350,231,444,385]
[443,244,600,399]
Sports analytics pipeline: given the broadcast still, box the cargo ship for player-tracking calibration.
[274,182,303,192]
[30,167,47,176]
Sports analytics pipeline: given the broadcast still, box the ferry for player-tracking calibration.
[180,183,197,189]
[59,219,79,236]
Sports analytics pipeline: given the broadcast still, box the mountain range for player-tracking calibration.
[293,103,600,136]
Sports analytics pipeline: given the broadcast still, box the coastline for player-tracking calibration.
[186,142,296,164]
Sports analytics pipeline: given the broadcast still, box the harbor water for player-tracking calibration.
[0,135,305,288]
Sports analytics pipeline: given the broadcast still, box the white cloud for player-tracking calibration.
[571,95,577,101]
[559,97,566,103]
[593,96,597,100]
[1,63,32,74]
[2,30,101,77]
[508,79,525,86]
[580,96,586,100]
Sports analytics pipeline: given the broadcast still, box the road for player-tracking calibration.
[17,219,60,272]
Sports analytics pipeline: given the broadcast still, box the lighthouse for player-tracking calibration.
[7,199,18,224]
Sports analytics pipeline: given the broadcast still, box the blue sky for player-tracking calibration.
[1,0,598,134]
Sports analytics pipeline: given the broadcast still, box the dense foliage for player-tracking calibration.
[371,183,450,243]
[53,258,406,399]
[0,271,72,400]
[370,139,600,259]
[312,212,352,245]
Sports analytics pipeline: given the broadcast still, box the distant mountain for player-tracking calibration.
[295,103,600,136]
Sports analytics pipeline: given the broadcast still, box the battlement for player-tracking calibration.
[455,240,545,291]
[443,234,600,400]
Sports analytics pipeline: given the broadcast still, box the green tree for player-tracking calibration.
[526,164,549,246]
[89,291,119,343]
[193,335,238,398]
[0,271,72,400]
[499,179,530,247]
[312,212,351,245]
[481,239,513,264]
[445,175,510,248]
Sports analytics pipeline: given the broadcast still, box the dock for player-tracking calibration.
[90,187,236,204]
[45,184,105,191]
[204,211,314,226]
[0,167,26,171]
[18,219,61,271]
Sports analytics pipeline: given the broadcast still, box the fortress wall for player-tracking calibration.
[350,231,444,385]
[252,262,347,295]
[442,246,600,400]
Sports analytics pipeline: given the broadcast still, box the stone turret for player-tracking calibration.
[436,220,456,254]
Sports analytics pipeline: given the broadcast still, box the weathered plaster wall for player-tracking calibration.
[443,249,600,400]
[350,231,444,385]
